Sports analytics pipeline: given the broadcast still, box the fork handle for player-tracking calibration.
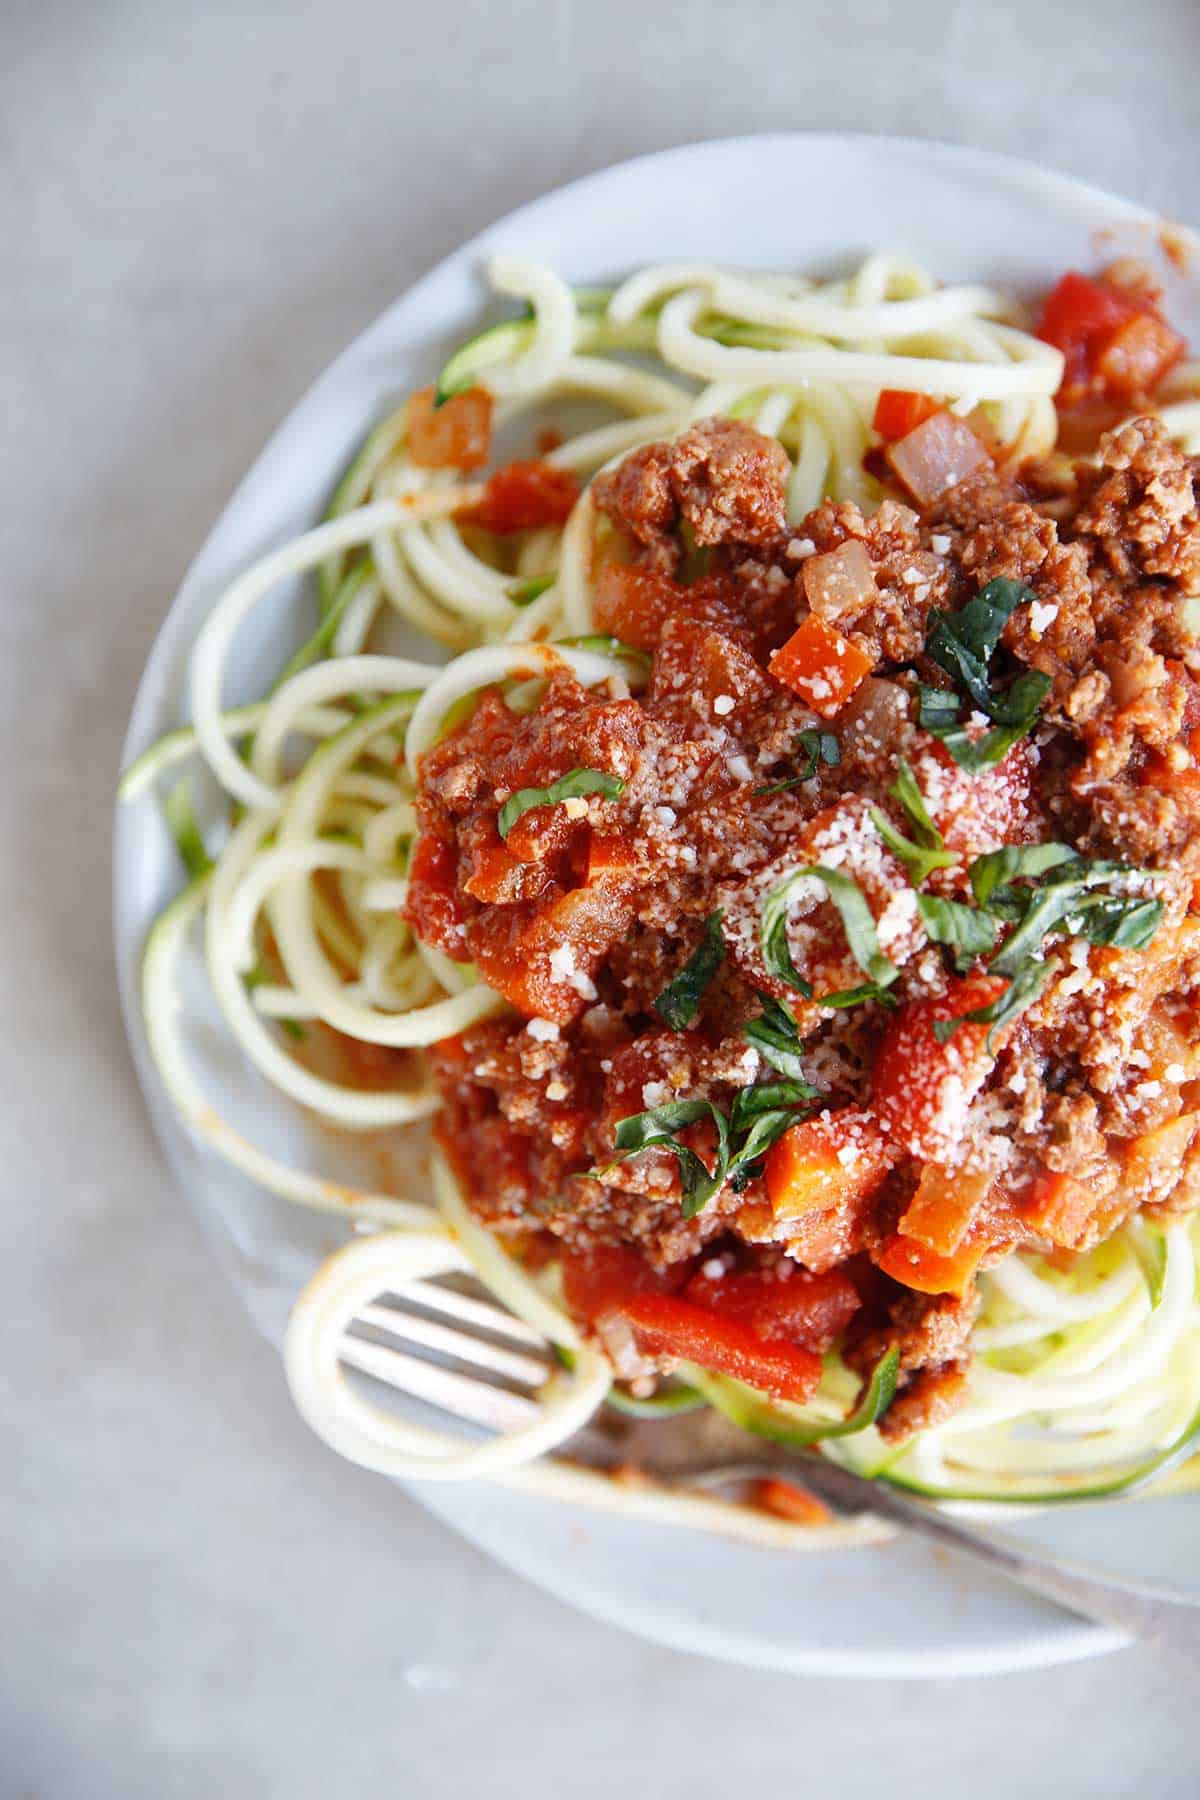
[862,1482,1200,1667]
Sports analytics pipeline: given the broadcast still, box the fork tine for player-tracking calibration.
[338,1333,543,1433]
[385,1279,547,1347]
[358,1301,551,1386]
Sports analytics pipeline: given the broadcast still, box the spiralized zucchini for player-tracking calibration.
[120,251,1200,1531]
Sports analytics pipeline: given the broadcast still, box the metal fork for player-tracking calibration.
[331,1267,1200,1668]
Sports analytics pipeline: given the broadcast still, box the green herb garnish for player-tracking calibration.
[754,728,840,795]
[916,894,998,972]
[598,1072,821,1219]
[654,911,726,1030]
[933,961,1050,1050]
[869,757,959,887]
[918,577,1051,770]
[933,847,1164,1047]
[742,994,810,1079]
[600,1099,731,1219]
[761,864,898,1003]
[497,767,625,839]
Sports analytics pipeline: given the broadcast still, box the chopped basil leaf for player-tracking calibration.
[654,911,726,1030]
[601,1073,819,1218]
[916,693,1040,774]
[918,577,1051,771]
[754,728,840,795]
[497,766,625,838]
[603,1099,730,1220]
[509,574,555,606]
[742,994,810,1078]
[1076,894,1164,949]
[759,874,815,997]
[763,864,899,1002]
[725,1110,798,1191]
[987,858,1150,978]
[870,761,958,886]
[818,981,899,1010]
[730,1078,821,1126]
[933,961,1050,1051]
[926,578,1037,719]
[969,843,1076,908]
[917,894,998,972]
[891,757,941,839]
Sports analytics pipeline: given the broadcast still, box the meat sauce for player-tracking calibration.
[405,277,1200,1432]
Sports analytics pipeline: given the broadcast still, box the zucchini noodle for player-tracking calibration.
[122,251,1200,1538]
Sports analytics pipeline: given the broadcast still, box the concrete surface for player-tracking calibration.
[5,2,1200,1794]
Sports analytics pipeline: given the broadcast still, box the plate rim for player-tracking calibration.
[113,129,1193,1678]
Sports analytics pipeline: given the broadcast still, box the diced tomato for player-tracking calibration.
[764,1111,896,1221]
[767,615,874,717]
[749,1476,832,1527]
[407,385,493,470]
[468,459,581,533]
[621,1293,823,1402]
[1019,1169,1096,1248]
[872,389,943,441]
[870,975,1008,1161]
[585,831,638,884]
[684,1263,860,1351]
[404,831,471,959]
[560,1244,678,1323]
[1036,271,1185,406]
[875,1230,986,1298]
[899,1164,993,1256]
[468,881,634,1023]
[922,740,1036,860]
[593,562,687,651]
[1095,312,1185,401]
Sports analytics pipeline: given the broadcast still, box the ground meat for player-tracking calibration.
[797,497,953,662]
[1072,418,1200,592]
[593,418,789,572]
[405,402,1200,1438]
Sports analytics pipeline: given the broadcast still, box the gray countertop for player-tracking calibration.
[6,3,1200,1794]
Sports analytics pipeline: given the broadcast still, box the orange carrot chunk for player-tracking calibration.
[767,615,874,717]
[872,389,943,441]
[875,1231,986,1298]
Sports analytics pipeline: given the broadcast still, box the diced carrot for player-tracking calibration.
[875,1230,986,1298]
[1020,1170,1096,1249]
[872,389,943,441]
[407,385,493,470]
[767,615,874,718]
[899,1164,993,1256]
[801,540,877,618]
[467,459,580,533]
[621,1294,823,1403]
[750,1477,833,1527]
[1123,1113,1200,1206]
[764,1111,895,1221]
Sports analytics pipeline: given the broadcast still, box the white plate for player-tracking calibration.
[114,133,1200,1678]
